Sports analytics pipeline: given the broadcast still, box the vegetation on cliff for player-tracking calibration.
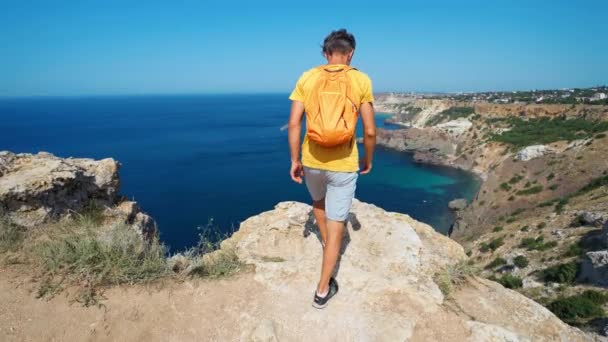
[426,106,474,126]
[0,210,243,306]
[490,117,608,148]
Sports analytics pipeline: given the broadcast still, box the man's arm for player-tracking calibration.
[359,102,376,174]
[288,100,305,183]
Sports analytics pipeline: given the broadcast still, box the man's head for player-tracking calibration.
[322,29,356,64]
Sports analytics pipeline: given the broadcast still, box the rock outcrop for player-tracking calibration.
[436,118,473,137]
[0,151,156,238]
[515,144,554,161]
[214,200,590,341]
[448,198,468,211]
[579,251,608,286]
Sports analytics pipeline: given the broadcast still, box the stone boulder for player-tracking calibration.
[516,145,553,161]
[0,151,156,238]
[216,200,590,341]
[448,198,468,211]
[577,211,608,227]
[578,250,608,286]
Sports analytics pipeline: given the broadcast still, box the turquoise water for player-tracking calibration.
[0,95,479,251]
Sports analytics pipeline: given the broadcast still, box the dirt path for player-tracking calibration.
[0,267,265,341]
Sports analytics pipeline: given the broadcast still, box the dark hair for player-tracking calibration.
[322,29,356,55]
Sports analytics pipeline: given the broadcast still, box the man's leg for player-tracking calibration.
[303,167,327,247]
[317,219,344,294]
[316,171,358,296]
[312,200,327,246]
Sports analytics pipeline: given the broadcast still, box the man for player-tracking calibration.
[288,29,376,309]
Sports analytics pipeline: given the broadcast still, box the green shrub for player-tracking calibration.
[547,294,604,324]
[547,173,555,180]
[537,222,547,229]
[497,274,523,289]
[0,218,25,253]
[520,225,529,232]
[480,237,504,253]
[542,262,578,283]
[516,185,544,196]
[434,260,479,297]
[519,236,557,251]
[486,257,507,269]
[564,243,583,257]
[596,133,607,139]
[189,249,242,278]
[513,255,529,268]
[581,290,608,304]
[570,215,586,227]
[575,175,608,196]
[493,226,504,232]
[490,117,608,148]
[509,175,524,184]
[506,217,516,223]
[538,199,556,207]
[35,223,169,306]
[549,184,559,191]
[511,208,525,216]
[500,182,512,191]
[555,198,568,214]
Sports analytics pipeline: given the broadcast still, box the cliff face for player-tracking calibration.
[0,151,594,341]
[373,97,608,336]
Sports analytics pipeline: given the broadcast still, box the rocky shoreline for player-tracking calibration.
[373,95,608,337]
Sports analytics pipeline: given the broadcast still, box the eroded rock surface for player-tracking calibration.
[0,151,156,237]
[216,200,591,341]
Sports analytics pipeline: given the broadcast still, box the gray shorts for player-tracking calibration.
[303,166,358,222]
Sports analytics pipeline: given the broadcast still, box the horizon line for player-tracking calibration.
[1,84,606,100]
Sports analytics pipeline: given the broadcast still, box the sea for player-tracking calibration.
[0,94,480,252]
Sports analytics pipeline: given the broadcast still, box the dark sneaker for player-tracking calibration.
[312,277,338,309]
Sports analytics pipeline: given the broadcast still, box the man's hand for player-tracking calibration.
[290,161,304,184]
[360,158,372,175]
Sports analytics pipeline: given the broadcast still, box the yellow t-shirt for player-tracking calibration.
[289,64,374,172]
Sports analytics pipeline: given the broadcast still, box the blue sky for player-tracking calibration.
[1,0,607,96]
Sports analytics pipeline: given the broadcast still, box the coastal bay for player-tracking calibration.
[0,95,479,250]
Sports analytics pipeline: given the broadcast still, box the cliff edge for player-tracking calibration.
[0,152,595,341]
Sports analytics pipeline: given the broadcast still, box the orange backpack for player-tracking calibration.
[304,65,358,147]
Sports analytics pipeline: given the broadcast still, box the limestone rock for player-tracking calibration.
[578,211,608,227]
[216,200,590,341]
[0,151,119,225]
[515,145,553,161]
[436,118,473,137]
[579,250,608,286]
[0,151,156,239]
[448,198,468,211]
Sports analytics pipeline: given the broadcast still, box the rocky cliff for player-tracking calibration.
[0,151,156,238]
[0,151,596,341]
[215,200,591,341]
[373,96,608,336]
